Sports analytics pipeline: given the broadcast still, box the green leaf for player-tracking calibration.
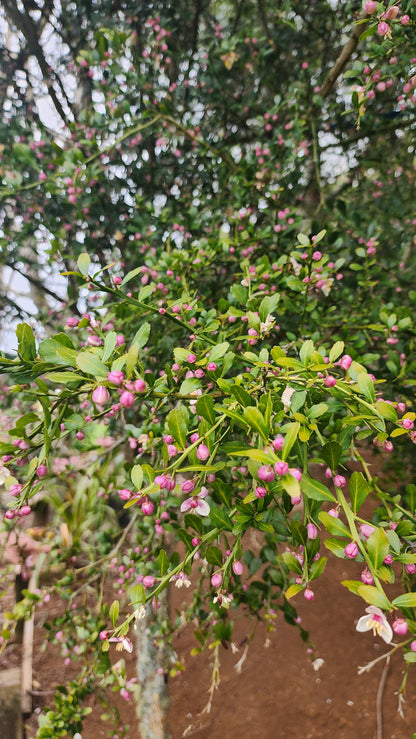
[329,341,344,363]
[129,584,145,608]
[391,593,416,609]
[43,371,83,384]
[208,342,230,363]
[225,445,274,465]
[38,337,78,367]
[131,322,151,350]
[131,464,143,490]
[281,422,300,460]
[195,395,216,424]
[209,507,233,531]
[309,555,327,581]
[109,600,119,627]
[308,403,328,419]
[280,551,303,575]
[341,580,362,595]
[297,232,310,247]
[299,340,314,365]
[281,473,301,500]
[243,406,270,441]
[285,583,304,599]
[167,407,188,449]
[357,585,391,610]
[16,323,36,361]
[157,549,169,576]
[102,332,117,363]
[325,538,349,559]
[321,441,342,470]
[318,511,350,538]
[350,471,370,514]
[77,253,91,277]
[366,528,390,570]
[76,351,108,378]
[301,476,335,502]
[205,546,223,567]
[290,391,306,413]
[121,265,143,286]
[374,400,397,421]
[230,384,255,407]
[357,373,375,404]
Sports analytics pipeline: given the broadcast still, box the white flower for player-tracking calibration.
[281,385,295,411]
[356,606,393,644]
[180,486,210,516]
[170,571,191,588]
[312,658,325,672]
[260,314,275,334]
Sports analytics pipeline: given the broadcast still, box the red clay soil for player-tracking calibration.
[24,546,416,739]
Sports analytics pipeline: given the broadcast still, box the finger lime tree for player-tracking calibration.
[1,233,416,734]
[1,0,416,735]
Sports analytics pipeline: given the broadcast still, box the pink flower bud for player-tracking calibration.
[328,508,339,518]
[211,573,223,588]
[312,250,322,261]
[9,484,23,496]
[272,436,284,451]
[20,505,32,516]
[360,524,375,539]
[257,465,275,482]
[344,541,359,559]
[402,418,414,430]
[339,354,352,370]
[196,444,210,461]
[304,588,314,601]
[143,575,156,588]
[186,353,196,363]
[5,510,15,520]
[384,554,393,565]
[120,391,135,408]
[92,385,109,405]
[134,379,146,392]
[191,537,200,546]
[75,431,85,440]
[116,334,125,346]
[207,362,217,371]
[255,486,267,498]
[324,375,337,387]
[99,630,110,640]
[334,475,346,488]
[361,568,374,585]
[142,501,154,515]
[401,14,410,25]
[274,461,289,476]
[383,440,393,453]
[232,561,243,576]
[382,5,398,20]
[289,468,302,481]
[181,479,195,494]
[108,370,124,385]
[365,0,376,13]
[392,618,408,635]
[307,523,318,539]
[405,563,416,574]
[118,488,132,501]
[36,464,48,477]
[66,317,79,327]
[377,21,390,36]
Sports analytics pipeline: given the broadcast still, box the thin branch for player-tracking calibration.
[320,15,369,99]
[376,654,390,739]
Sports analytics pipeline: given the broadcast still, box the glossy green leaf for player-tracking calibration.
[357,585,391,610]
[301,476,335,502]
[321,441,342,470]
[77,252,91,277]
[195,395,216,424]
[16,323,36,361]
[349,471,370,513]
[366,528,390,570]
[391,593,416,609]
[209,507,233,531]
[76,351,108,378]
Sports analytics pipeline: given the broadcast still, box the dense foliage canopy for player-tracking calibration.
[0,1,416,735]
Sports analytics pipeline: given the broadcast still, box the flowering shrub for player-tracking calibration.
[0,0,416,734]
